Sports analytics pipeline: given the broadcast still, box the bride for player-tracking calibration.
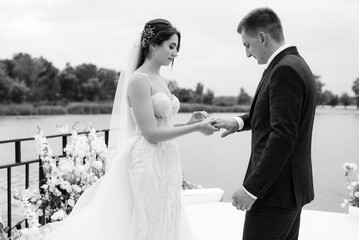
[42,19,219,239]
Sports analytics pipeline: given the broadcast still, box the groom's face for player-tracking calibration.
[241,30,266,65]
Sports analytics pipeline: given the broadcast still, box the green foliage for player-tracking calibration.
[66,102,113,114]
[203,89,214,105]
[340,93,351,108]
[352,77,359,109]
[213,96,237,106]
[9,81,29,103]
[179,103,249,113]
[237,87,252,105]
[36,106,67,115]
[0,69,13,102]
[0,103,35,115]
[315,74,326,105]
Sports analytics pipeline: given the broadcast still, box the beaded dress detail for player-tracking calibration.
[129,89,187,239]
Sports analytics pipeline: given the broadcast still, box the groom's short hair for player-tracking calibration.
[237,7,284,43]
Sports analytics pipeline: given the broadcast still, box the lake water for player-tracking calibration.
[1,107,359,224]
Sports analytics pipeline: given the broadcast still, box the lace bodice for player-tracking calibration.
[152,92,180,125]
[131,91,180,137]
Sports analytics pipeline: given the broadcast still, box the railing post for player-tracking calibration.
[38,157,45,226]
[15,141,21,164]
[62,135,67,156]
[105,130,109,146]
[7,168,11,238]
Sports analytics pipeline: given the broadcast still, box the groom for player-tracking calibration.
[213,8,317,240]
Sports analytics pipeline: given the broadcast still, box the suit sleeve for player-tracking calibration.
[239,113,251,131]
[243,65,304,199]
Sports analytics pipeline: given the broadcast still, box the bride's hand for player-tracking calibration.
[197,118,219,135]
[187,111,210,125]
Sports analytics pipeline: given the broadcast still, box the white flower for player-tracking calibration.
[58,159,74,174]
[341,202,346,208]
[68,198,75,207]
[60,180,72,192]
[51,209,65,221]
[354,192,359,198]
[74,164,85,176]
[72,184,82,193]
[36,209,44,217]
[20,226,42,239]
[92,160,103,170]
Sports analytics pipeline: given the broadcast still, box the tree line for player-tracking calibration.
[0,53,252,107]
[0,53,358,109]
[315,74,359,108]
[0,53,118,104]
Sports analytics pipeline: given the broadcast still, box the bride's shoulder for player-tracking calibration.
[128,72,151,93]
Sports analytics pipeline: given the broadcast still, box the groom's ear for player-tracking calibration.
[259,32,266,43]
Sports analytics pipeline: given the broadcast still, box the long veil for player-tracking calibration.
[41,38,142,240]
[107,37,141,171]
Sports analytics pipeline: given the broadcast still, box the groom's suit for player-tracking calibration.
[239,46,317,239]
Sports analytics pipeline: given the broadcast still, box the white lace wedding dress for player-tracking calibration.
[42,89,192,240]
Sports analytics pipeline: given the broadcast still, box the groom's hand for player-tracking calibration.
[212,118,239,137]
[232,187,256,211]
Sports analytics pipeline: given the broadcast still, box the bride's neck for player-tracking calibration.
[140,60,161,75]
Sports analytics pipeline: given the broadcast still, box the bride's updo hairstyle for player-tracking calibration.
[138,19,181,68]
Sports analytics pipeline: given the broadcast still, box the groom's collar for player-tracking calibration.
[265,44,292,69]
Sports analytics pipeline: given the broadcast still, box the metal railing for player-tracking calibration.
[0,129,109,237]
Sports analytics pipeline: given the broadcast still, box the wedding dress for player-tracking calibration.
[42,72,192,240]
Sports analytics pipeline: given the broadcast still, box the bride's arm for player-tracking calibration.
[128,76,218,144]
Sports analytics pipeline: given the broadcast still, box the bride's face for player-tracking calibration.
[153,34,179,66]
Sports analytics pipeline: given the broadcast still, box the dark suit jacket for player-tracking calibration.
[240,46,317,208]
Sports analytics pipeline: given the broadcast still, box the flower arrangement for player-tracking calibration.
[34,123,107,222]
[5,124,108,239]
[341,162,359,208]
[0,212,10,240]
[4,123,203,239]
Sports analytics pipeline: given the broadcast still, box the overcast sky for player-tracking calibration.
[0,0,358,96]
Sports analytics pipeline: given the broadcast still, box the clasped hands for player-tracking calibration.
[189,111,240,137]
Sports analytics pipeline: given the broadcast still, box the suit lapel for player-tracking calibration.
[250,47,299,116]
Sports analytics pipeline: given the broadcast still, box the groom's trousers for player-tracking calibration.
[242,204,302,240]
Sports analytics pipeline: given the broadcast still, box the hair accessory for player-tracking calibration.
[141,25,156,48]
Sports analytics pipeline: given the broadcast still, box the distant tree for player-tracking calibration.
[97,68,118,100]
[172,88,192,103]
[352,77,359,109]
[33,58,61,102]
[81,77,101,101]
[12,53,39,87]
[195,82,204,95]
[59,63,81,101]
[0,69,13,102]
[237,87,252,105]
[314,74,325,105]
[9,81,29,103]
[328,94,339,107]
[74,63,97,84]
[0,59,15,78]
[203,89,214,105]
[322,90,338,107]
[340,93,351,109]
